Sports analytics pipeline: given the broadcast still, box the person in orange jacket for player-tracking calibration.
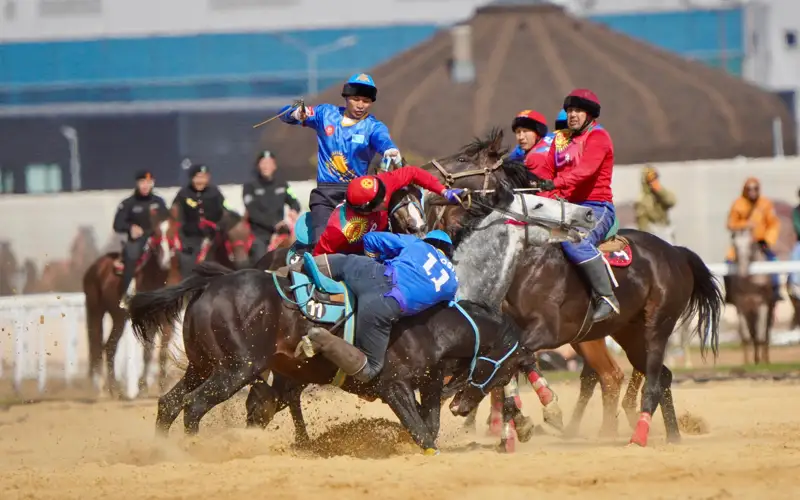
[725,177,782,302]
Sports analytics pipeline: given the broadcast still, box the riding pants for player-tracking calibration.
[250,227,274,262]
[178,232,205,276]
[309,183,348,245]
[561,201,616,264]
[120,236,149,295]
[327,254,403,381]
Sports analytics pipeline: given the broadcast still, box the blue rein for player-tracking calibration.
[448,299,520,395]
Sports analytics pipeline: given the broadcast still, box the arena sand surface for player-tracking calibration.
[1,380,799,500]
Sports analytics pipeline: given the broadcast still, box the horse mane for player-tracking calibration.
[500,160,536,189]
[461,128,509,158]
[451,180,516,248]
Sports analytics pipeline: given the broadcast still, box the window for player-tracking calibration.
[786,30,797,49]
[0,168,13,193]
[25,164,62,194]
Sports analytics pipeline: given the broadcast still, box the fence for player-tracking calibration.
[1,260,799,398]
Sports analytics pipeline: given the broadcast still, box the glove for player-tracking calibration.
[383,149,402,166]
[537,179,556,192]
[442,188,465,203]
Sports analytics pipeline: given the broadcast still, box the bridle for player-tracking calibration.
[428,157,505,192]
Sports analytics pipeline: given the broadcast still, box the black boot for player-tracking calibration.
[296,327,368,379]
[578,257,620,323]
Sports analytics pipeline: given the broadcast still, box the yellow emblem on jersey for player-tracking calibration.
[342,216,369,244]
[360,178,375,189]
[185,198,198,208]
[327,153,349,174]
[554,130,571,153]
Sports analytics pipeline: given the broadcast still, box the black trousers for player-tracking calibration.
[250,227,274,262]
[120,236,149,295]
[178,232,205,276]
[327,254,403,380]
[309,183,348,245]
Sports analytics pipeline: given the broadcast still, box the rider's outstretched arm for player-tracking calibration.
[363,232,417,261]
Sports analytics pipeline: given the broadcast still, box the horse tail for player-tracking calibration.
[675,246,724,360]
[128,262,234,346]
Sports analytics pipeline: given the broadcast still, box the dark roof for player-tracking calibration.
[260,3,796,180]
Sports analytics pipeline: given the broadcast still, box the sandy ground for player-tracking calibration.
[2,380,800,500]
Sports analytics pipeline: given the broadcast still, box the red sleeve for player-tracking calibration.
[379,166,446,196]
[552,130,610,197]
[525,148,554,181]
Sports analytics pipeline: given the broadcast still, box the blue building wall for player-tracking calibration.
[0,8,745,107]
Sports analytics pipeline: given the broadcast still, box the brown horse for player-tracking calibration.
[83,208,175,397]
[423,130,723,446]
[36,226,101,292]
[728,228,776,364]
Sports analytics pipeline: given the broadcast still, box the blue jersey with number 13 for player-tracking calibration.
[363,232,459,315]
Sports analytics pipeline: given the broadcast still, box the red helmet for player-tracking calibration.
[346,175,386,212]
[511,110,548,139]
[563,89,601,118]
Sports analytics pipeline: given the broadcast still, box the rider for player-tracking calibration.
[536,89,619,323]
[113,170,168,308]
[507,110,551,163]
[313,166,464,256]
[724,177,783,302]
[554,109,568,131]
[171,164,229,275]
[279,73,402,246]
[243,150,301,260]
[297,230,459,383]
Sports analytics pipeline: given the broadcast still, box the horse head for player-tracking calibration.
[388,185,426,238]
[220,210,254,269]
[731,228,765,279]
[149,206,173,271]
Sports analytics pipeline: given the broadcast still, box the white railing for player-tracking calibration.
[0,293,144,399]
[2,259,799,396]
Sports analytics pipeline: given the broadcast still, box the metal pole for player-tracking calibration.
[772,117,784,157]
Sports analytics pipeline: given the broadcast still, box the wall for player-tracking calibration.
[1,156,798,281]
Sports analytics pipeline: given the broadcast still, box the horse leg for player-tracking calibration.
[285,383,311,447]
[419,368,444,439]
[624,330,670,447]
[505,375,535,443]
[486,387,503,436]
[737,310,752,365]
[138,332,156,395]
[183,361,257,435]
[380,380,438,454]
[462,407,478,433]
[86,305,105,394]
[245,377,280,429]
[563,362,599,438]
[755,303,770,365]
[156,362,204,436]
[621,370,645,429]
[521,360,563,431]
[103,313,127,398]
[499,387,520,453]
[657,365,680,444]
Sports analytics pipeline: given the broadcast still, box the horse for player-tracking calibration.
[193,210,255,270]
[83,208,175,397]
[422,129,723,445]
[35,226,100,292]
[127,185,568,453]
[728,228,776,365]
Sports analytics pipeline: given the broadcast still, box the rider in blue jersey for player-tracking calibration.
[279,73,402,244]
[296,230,458,383]
[554,109,568,131]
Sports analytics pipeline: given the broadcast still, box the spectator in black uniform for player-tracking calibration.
[113,170,168,308]
[171,164,228,275]
[243,151,301,260]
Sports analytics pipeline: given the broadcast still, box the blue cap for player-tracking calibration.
[424,230,453,245]
[557,109,568,121]
[346,73,376,89]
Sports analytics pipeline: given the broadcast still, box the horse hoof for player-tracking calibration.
[513,416,535,443]
[542,402,564,431]
[497,438,516,454]
[423,448,440,456]
[562,424,579,439]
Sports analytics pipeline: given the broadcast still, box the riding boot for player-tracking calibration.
[296,327,368,379]
[578,257,620,323]
[118,268,135,309]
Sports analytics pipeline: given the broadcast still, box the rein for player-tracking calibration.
[429,158,504,192]
[449,299,519,395]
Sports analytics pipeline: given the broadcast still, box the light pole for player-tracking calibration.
[276,34,358,96]
[60,126,81,192]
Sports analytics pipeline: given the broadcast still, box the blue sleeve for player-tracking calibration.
[508,146,525,162]
[363,232,417,261]
[368,120,397,154]
[279,103,327,132]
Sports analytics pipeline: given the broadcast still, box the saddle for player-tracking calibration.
[112,238,155,276]
[597,217,632,268]
[284,212,313,267]
[271,251,356,387]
